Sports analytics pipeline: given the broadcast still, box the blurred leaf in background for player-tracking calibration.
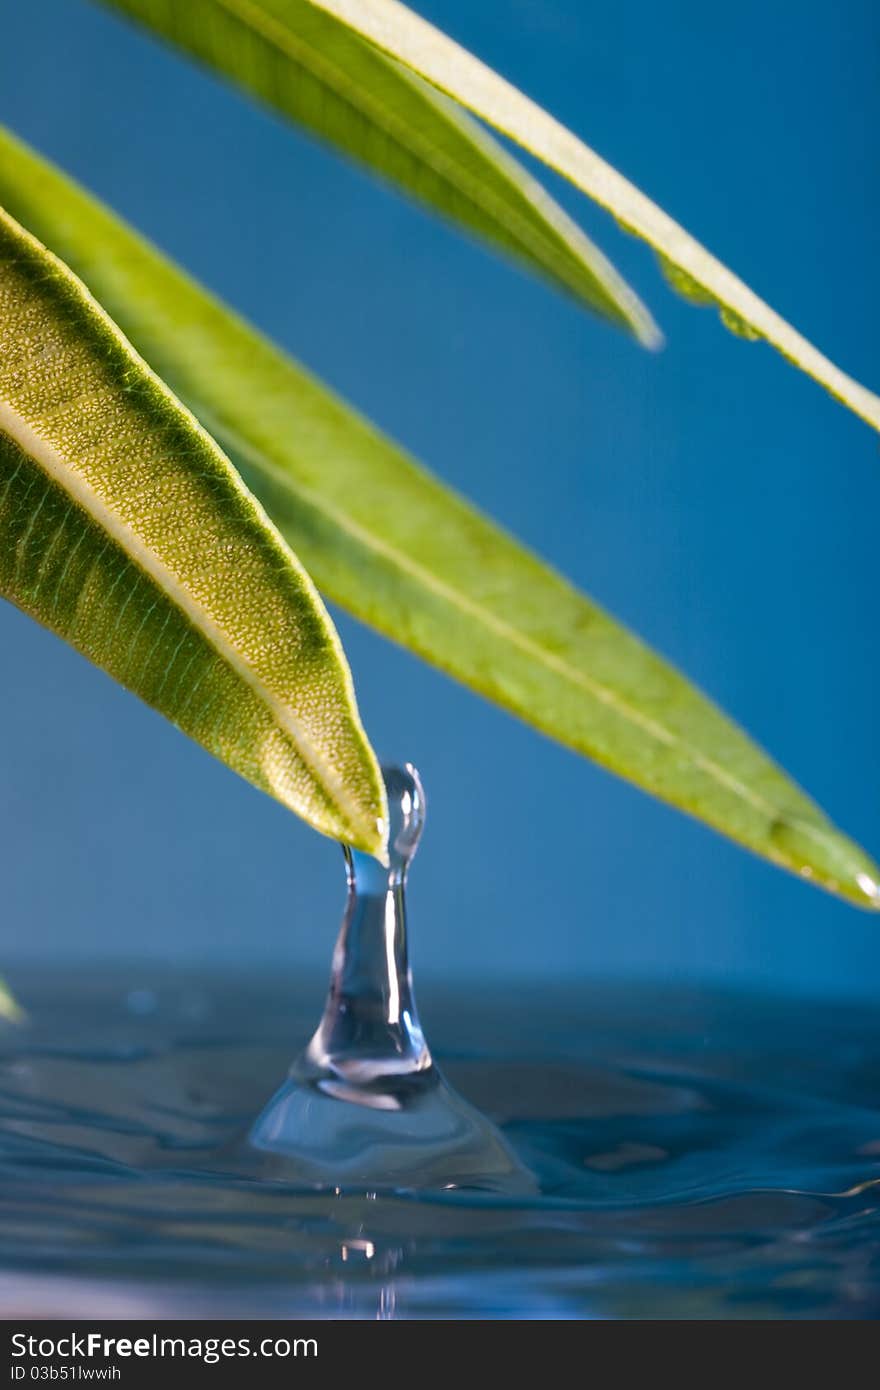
[99,0,659,345]
[297,0,880,432]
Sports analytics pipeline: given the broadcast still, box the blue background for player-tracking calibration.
[0,0,877,996]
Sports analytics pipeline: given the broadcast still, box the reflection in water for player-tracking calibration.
[247,765,532,1196]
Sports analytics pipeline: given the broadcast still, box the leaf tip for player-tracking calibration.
[640,319,665,353]
[621,298,664,351]
[370,804,391,866]
[341,814,389,865]
[611,277,663,351]
[855,870,880,913]
[343,774,389,865]
[769,814,880,912]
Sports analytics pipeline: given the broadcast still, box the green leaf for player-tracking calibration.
[97,0,659,346]
[305,0,880,434]
[0,196,386,855]
[1,126,876,910]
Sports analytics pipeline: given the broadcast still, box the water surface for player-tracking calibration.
[1,968,879,1319]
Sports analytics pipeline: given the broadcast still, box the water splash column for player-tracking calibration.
[305,764,430,1098]
[248,764,533,1193]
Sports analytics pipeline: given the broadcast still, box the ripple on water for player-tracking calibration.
[1,969,879,1319]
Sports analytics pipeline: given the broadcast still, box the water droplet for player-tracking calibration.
[656,253,715,305]
[719,306,762,341]
[655,254,763,340]
[247,763,534,1194]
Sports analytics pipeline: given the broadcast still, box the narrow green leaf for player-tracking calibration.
[1,127,876,909]
[0,197,386,855]
[306,0,880,434]
[97,0,659,346]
